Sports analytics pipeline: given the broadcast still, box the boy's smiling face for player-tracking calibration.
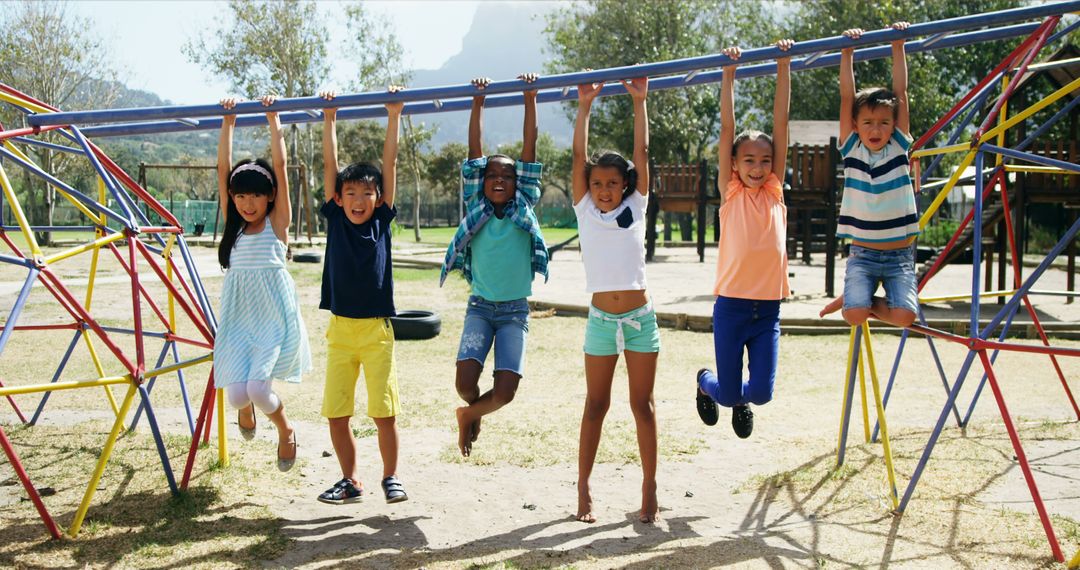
[482,157,517,207]
[336,180,380,224]
[855,105,896,152]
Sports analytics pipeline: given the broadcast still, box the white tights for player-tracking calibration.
[225,380,281,415]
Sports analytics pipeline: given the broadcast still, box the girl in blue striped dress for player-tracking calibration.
[214,96,312,471]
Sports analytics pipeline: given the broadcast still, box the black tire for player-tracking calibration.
[390,310,441,341]
[293,252,323,263]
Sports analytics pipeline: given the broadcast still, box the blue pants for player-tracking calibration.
[698,296,780,408]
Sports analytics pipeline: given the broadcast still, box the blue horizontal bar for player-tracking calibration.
[9,137,86,155]
[1,225,101,232]
[27,1,1080,128]
[81,20,1044,138]
[0,252,33,267]
[982,143,1080,174]
[99,325,169,339]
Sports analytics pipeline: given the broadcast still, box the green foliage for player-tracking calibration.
[544,0,779,163]
[183,0,328,99]
[427,141,470,197]
[920,219,960,247]
[497,133,574,202]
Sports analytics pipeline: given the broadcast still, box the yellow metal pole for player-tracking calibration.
[1003,165,1074,174]
[164,235,177,331]
[862,323,899,510]
[920,289,1018,303]
[217,388,229,467]
[0,163,42,259]
[1067,547,1080,569]
[996,75,1009,168]
[44,232,125,265]
[979,76,1080,145]
[0,375,129,397]
[910,142,970,159]
[919,149,977,229]
[69,382,138,537]
[144,353,213,380]
[0,91,53,114]
[837,326,858,461]
[858,342,871,444]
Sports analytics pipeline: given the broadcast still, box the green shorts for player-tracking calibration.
[583,303,661,356]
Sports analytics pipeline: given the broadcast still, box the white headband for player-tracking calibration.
[230,163,273,184]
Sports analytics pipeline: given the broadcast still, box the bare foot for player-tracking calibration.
[819,296,844,318]
[639,480,659,523]
[455,407,473,457]
[471,417,481,443]
[576,480,595,523]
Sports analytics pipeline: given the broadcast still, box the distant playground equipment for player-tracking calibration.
[834,13,1080,563]
[0,2,1077,551]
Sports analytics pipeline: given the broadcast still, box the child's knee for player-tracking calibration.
[842,308,870,326]
[491,380,518,406]
[629,396,655,419]
[894,309,916,328]
[225,384,249,409]
[583,396,610,420]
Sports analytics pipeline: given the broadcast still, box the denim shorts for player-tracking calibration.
[843,244,918,314]
[584,303,661,356]
[457,295,529,376]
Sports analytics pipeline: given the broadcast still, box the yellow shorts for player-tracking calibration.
[322,315,400,419]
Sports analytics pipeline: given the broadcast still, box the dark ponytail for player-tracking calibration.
[218,158,276,269]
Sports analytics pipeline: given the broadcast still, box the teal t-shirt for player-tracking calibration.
[470,214,533,301]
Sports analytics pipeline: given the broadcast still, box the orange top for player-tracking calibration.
[713,172,790,300]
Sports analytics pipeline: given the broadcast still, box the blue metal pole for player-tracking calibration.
[982,143,1080,174]
[98,326,169,339]
[32,2,1079,128]
[9,137,85,155]
[2,225,101,232]
[64,126,137,227]
[1014,95,1080,151]
[129,341,172,432]
[0,268,39,361]
[136,384,179,495]
[0,146,131,229]
[28,329,83,425]
[920,82,996,183]
[971,152,985,335]
[0,252,34,267]
[77,21,1046,138]
[177,237,217,331]
[961,299,1023,426]
[837,327,862,467]
[171,341,196,436]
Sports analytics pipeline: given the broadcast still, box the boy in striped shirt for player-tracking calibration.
[820,21,918,329]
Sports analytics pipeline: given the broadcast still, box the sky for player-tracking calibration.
[67,1,484,105]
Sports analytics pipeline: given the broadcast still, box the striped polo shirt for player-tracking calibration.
[836,130,919,244]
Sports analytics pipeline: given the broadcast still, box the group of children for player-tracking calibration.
[211,22,918,524]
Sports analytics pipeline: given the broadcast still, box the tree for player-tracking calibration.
[342,3,434,241]
[427,141,470,197]
[184,0,329,239]
[545,0,778,164]
[0,0,118,244]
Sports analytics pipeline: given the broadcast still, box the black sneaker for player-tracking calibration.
[318,478,363,505]
[732,405,754,439]
[695,369,719,426]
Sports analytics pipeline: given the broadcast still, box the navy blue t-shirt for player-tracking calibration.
[320,200,396,318]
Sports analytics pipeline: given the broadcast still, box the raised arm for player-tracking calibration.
[520,73,538,163]
[622,77,650,196]
[320,91,339,204]
[572,81,602,205]
[217,98,237,220]
[717,48,739,197]
[891,21,911,135]
[381,85,404,209]
[773,39,793,180]
[839,28,862,143]
[468,77,489,159]
[265,96,291,240]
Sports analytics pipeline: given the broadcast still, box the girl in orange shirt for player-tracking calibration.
[696,40,793,438]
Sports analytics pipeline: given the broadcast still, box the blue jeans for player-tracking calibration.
[456,295,529,376]
[699,296,780,408]
[843,245,918,313]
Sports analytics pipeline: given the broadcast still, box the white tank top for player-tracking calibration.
[573,191,648,293]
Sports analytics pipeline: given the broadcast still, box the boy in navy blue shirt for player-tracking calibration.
[316,89,408,505]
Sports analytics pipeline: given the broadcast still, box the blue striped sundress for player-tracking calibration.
[214,221,312,387]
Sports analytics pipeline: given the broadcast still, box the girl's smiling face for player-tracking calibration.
[733,138,774,189]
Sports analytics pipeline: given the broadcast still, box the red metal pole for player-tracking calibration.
[11,323,80,331]
[977,349,1064,562]
[134,240,214,344]
[167,256,214,333]
[0,378,28,423]
[107,243,172,333]
[180,369,217,490]
[0,425,61,539]
[38,270,136,375]
[126,233,146,384]
[919,169,1005,290]
[88,144,181,228]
